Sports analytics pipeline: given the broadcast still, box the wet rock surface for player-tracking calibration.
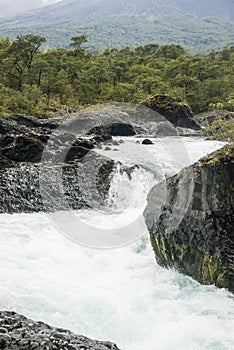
[87,122,136,136]
[144,144,234,293]
[0,153,114,214]
[142,139,154,145]
[0,115,115,213]
[0,311,120,350]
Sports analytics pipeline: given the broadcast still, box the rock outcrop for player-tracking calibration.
[0,311,120,350]
[194,110,234,127]
[142,139,154,145]
[87,122,137,136]
[142,95,201,130]
[144,144,234,293]
[0,114,59,136]
[0,115,114,213]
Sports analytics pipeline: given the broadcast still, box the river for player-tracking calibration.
[0,136,233,350]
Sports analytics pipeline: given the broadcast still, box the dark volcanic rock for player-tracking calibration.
[144,144,234,293]
[142,139,154,145]
[0,152,114,214]
[65,139,95,162]
[2,135,44,163]
[0,115,59,137]
[0,311,120,350]
[142,95,201,130]
[0,116,116,214]
[65,146,91,162]
[88,123,136,136]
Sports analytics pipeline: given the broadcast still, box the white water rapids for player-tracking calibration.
[0,137,233,350]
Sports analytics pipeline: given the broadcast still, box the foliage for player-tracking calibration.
[205,119,234,142]
[0,15,234,54]
[0,34,234,118]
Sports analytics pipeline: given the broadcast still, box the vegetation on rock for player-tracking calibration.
[205,118,234,142]
[145,143,234,293]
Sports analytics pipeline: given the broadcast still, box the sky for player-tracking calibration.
[0,0,61,17]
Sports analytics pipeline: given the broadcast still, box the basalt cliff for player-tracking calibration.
[144,144,234,293]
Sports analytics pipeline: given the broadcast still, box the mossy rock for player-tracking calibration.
[141,94,201,130]
[200,143,234,165]
[145,144,234,293]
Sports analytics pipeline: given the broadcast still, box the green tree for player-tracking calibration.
[5,35,46,90]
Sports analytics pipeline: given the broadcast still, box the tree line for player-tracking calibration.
[0,34,233,117]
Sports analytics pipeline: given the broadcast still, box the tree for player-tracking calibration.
[10,35,46,70]
[6,35,46,90]
[70,35,88,56]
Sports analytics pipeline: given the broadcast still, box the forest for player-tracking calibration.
[0,34,234,118]
[1,15,234,54]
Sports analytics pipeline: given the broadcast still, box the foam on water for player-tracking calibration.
[0,138,233,349]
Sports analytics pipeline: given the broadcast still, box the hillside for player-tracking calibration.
[0,0,234,54]
[0,15,234,54]
[1,0,234,27]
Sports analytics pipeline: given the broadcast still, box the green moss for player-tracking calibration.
[150,233,231,290]
[201,144,234,165]
[202,253,220,282]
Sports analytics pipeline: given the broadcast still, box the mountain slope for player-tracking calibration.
[0,0,234,28]
[1,15,233,54]
[0,0,233,54]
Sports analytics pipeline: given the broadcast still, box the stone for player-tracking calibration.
[0,115,116,213]
[0,311,120,350]
[142,95,201,130]
[112,140,119,146]
[144,144,234,293]
[142,139,154,145]
[2,135,44,163]
[93,134,112,144]
[88,123,136,136]
[65,146,92,162]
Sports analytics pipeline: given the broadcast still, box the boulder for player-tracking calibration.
[142,95,201,130]
[0,116,115,213]
[88,123,136,136]
[144,144,234,293]
[65,146,92,162]
[1,135,44,163]
[93,134,112,143]
[0,311,120,350]
[142,139,154,145]
[0,153,115,213]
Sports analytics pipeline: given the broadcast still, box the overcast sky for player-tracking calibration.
[0,0,61,17]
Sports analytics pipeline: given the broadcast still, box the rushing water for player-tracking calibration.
[0,137,233,350]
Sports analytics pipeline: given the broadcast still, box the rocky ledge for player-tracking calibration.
[144,144,234,293]
[0,311,120,350]
[0,115,115,213]
[142,94,201,130]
